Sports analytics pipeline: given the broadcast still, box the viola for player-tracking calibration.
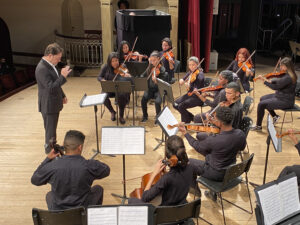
[163,49,174,63]
[238,61,252,72]
[167,123,220,134]
[253,71,286,82]
[187,85,223,97]
[129,155,178,199]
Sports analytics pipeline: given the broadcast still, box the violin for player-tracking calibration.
[167,123,220,134]
[114,65,129,76]
[150,64,161,80]
[129,155,178,199]
[125,51,148,61]
[253,70,286,82]
[219,97,240,107]
[238,61,252,72]
[187,85,223,97]
[163,49,174,63]
[276,131,300,138]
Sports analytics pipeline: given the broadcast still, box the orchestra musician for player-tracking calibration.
[118,40,145,63]
[31,130,110,210]
[140,51,168,123]
[250,57,297,131]
[178,106,246,201]
[173,56,205,123]
[128,135,202,206]
[160,37,175,83]
[193,70,233,123]
[97,52,132,124]
[227,48,254,92]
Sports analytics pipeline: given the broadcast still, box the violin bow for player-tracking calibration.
[273,57,281,73]
[235,50,256,74]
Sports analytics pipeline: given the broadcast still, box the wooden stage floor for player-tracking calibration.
[0,63,299,225]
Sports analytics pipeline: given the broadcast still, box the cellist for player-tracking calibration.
[128,135,202,206]
[250,57,297,131]
[173,56,205,123]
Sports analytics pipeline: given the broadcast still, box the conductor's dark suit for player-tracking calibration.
[35,59,66,151]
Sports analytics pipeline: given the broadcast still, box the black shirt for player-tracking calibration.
[185,129,246,170]
[142,164,201,206]
[182,70,205,93]
[230,99,243,129]
[31,155,110,210]
[141,64,168,91]
[205,88,226,109]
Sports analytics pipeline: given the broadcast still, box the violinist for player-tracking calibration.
[178,106,246,201]
[140,51,168,123]
[128,135,201,206]
[227,48,254,92]
[97,52,132,124]
[251,57,297,131]
[193,70,233,123]
[160,37,175,83]
[118,40,146,63]
[173,57,205,123]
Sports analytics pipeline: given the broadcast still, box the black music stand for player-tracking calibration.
[153,78,175,151]
[132,77,148,109]
[125,61,149,77]
[101,126,145,204]
[100,80,132,126]
[79,93,108,159]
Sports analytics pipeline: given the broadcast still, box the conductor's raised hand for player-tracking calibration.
[61,65,72,78]
[47,149,60,160]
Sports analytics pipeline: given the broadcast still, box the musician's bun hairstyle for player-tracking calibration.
[188,56,199,65]
[150,51,160,58]
[220,70,234,83]
[280,57,297,84]
[216,106,234,126]
[226,81,240,93]
[165,135,188,168]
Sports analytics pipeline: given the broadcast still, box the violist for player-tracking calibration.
[97,52,132,124]
[173,56,205,123]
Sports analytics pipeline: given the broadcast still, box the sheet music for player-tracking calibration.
[118,206,148,225]
[81,93,107,107]
[278,176,300,218]
[101,127,145,155]
[88,207,118,225]
[257,176,300,225]
[157,106,178,137]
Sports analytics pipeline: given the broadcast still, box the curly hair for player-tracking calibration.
[215,106,234,126]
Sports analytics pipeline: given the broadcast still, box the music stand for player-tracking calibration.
[152,78,175,150]
[132,77,148,109]
[125,61,149,77]
[79,93,108,159]
[101,126,145,204]
[100,80,133,126]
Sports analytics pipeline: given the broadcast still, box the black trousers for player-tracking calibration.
[104,92,130,118]
[41,112,59,151]
[256,94,294,126]
[46,185,104,210]
[173,94,203,123]
[141,89,162,118]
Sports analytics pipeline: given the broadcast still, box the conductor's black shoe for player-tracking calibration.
[111,112,116,121]
[119,117,125,124]
[141,117,148,122]
[205,190,217,202]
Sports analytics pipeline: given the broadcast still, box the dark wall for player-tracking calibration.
[0,17,13,66]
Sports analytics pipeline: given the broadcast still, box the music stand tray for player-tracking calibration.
[157,78,174,105]
[126,61,149,77]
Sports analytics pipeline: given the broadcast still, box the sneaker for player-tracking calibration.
[204,190,217,202]
[111,112,116,121]
[141,117,148,123]
[119,117,125,124]
[250,125,262,131]
[273,115,280,124]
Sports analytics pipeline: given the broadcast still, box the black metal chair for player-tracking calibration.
[32,207,87,225]
[279,104,300,132]
[239,116,253,156]
[154,198,202,225]
[242,96,254,116]
[197,153,254,225]
[203,77,212,87]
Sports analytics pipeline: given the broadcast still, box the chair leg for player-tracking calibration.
[280,112,286,133]
[245,173,254,214]
[239,151,244,161]
[100,104,105,118]
[219,193,226,225]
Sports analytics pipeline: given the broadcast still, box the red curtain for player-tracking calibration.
[187,0,200,60]
[187,0,214,72]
